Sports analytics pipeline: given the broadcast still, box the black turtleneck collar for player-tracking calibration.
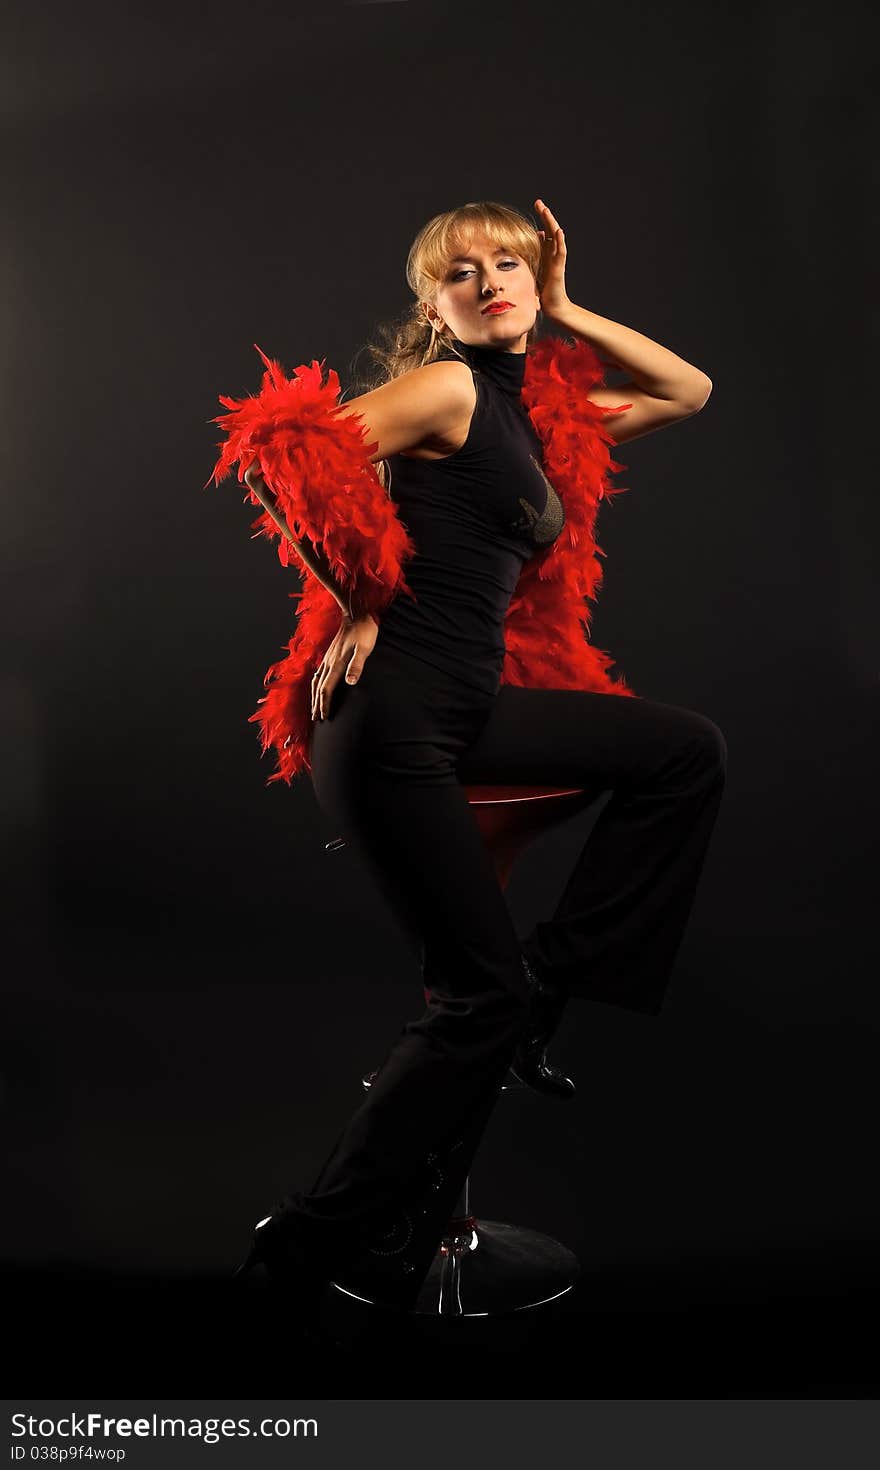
[446,336,528,400]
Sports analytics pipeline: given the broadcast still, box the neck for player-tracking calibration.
[446,335,530,399]
[451,332,528,355]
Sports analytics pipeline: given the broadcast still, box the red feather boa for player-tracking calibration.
[207,335,637,786]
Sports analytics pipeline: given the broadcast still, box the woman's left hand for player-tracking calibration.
[535,198,571,321]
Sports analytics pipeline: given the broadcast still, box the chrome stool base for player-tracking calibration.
[330,1220,578,1318]
[337,783,593,1323]
[350,1067,576,1317]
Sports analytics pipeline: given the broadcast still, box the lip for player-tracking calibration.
[481,301,515,315]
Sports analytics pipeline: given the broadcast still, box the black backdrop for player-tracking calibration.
[3,0,877,1396]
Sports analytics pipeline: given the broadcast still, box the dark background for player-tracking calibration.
[2,0,877,1395]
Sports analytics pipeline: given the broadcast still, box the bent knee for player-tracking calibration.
[687,714,728,776]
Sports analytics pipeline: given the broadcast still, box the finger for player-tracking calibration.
[311,668,323,719]
[320,673,338,721]
[321,679,339,720]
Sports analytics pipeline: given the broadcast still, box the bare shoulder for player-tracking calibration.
[329,359,475,462]
[418,356,476,399]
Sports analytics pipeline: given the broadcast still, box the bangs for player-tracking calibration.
[417,202,539,286]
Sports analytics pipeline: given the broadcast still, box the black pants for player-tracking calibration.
[276,639,726,1302]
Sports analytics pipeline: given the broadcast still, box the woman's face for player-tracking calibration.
[424,231,540,352]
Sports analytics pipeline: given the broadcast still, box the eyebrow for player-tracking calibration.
[448,248,517,262]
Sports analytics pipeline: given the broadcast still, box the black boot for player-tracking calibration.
[233,1211,330,1341]
[235,1203,426,1320]
[509,952,576,1101]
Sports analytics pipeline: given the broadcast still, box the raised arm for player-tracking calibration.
[549,301,712,446]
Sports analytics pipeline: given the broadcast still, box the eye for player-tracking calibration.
[451,259,519,281]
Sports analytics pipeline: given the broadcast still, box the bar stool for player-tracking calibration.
[324,782,593,1318]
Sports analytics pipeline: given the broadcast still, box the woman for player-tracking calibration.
[213,198,725,1320]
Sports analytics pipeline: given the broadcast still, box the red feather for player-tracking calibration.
[207,336,637,786]
[504,335,637,698]
[206,344,417,615]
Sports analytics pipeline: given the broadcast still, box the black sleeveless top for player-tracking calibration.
[375,337,566,694]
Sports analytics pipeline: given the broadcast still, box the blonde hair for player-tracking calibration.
[349,199,545,394]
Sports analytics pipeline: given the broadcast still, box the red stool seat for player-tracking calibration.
[462,782,591,890]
